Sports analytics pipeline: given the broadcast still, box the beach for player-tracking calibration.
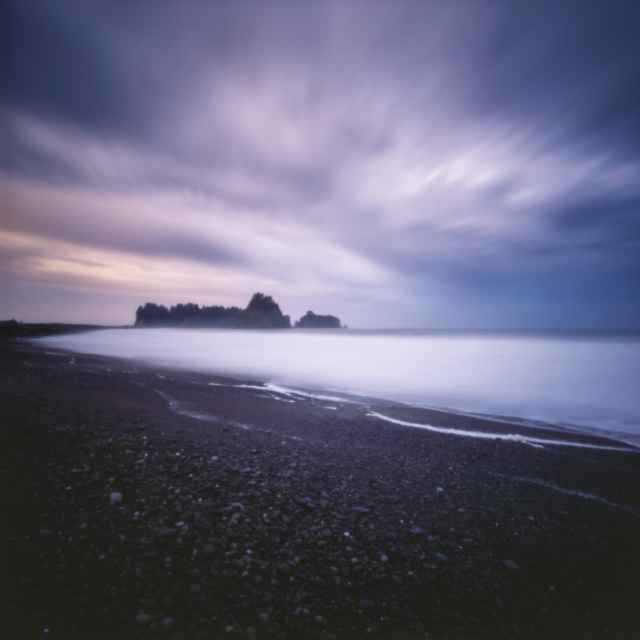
[1,338,639,640]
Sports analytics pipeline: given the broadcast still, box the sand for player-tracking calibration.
[1,337,639,639]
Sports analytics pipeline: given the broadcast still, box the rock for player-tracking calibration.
[109,492,123,504]
[294,311,342,329]
[136,613,151,624]
[358,598,375,609]
[234,293,291,329]
[504,559,519,571]
[435,553,449,562]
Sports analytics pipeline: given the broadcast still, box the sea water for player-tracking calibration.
[38,328,640,446]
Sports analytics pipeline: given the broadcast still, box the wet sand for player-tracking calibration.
[1,339,639,639]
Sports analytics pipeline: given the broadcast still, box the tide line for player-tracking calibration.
[495,474,640,516]
[367,411,639,452]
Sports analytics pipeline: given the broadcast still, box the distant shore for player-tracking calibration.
[1,339,639,639]
[0,320,117,340]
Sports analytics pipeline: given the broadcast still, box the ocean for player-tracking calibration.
[38,328,640,446]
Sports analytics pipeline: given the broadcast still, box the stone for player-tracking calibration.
[109,492,123,504]
[504,559,519,571]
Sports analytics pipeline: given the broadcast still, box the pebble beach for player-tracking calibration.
[1,337,639,640]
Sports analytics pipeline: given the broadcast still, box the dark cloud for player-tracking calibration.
[2,3,143,138]
[469,2,640,156]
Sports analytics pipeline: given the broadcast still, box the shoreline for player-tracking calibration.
[2,339,639,639]
[32,330,640,452]
[30,324,640,451]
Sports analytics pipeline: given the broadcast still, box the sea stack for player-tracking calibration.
[294,310,342,329]
[234,293,291,329]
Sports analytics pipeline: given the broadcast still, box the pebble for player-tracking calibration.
[136,614,150,624]
[109,492,123,504]
[504,559,520,571]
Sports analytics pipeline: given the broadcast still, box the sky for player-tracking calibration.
[1,0,639,329]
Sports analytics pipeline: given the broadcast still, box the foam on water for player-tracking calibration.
[367,412,638,452]
[493,474,640,516]
[38,328,640,445]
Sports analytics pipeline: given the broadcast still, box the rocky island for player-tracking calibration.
[135,294,343,330]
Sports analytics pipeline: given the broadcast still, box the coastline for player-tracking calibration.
[1,340,639,639]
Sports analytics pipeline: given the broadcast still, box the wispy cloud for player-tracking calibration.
[2,1,639,327]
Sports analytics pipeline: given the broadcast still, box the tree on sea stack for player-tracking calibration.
[234,293,291,329]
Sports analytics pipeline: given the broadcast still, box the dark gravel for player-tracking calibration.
[1,340,639,640]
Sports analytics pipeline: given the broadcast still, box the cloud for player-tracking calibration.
[1,1,639,327]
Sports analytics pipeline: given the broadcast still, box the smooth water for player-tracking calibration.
[38,328,640,445]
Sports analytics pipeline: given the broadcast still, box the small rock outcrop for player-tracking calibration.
[294,311,342,329]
